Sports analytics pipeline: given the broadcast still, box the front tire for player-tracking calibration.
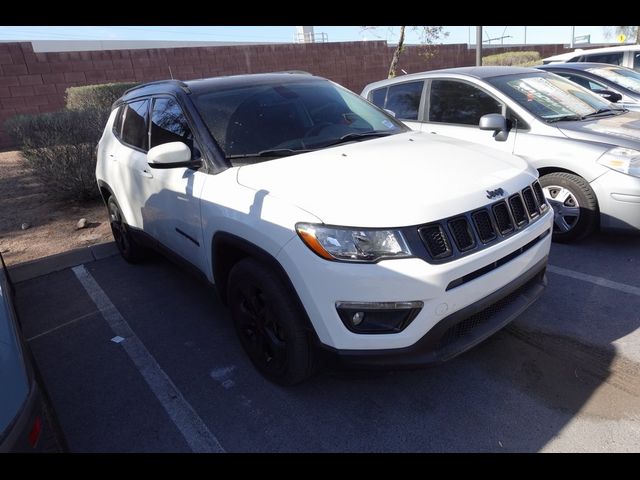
[227,258,318,385]
[539,172,599,243]
[107,196,149,263]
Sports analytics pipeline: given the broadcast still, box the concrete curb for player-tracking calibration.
[8,242,118,284]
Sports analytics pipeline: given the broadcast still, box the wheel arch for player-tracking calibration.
[97,179,115,207]
[538,166,581,178]
[211,232,319,339]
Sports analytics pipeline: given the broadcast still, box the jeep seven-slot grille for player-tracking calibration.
[418,182,547,262]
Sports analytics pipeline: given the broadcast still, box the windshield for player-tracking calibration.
[487,72,615,122]
[587,67,640,94]
[193,78,407,159]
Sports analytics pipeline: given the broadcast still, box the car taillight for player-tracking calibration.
[28,416,42,448]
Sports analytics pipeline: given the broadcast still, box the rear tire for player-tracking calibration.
[539,172,599,243]
[107,196,149,263]
[227,258,318,385]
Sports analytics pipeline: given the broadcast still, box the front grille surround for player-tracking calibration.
[416,181,549,263]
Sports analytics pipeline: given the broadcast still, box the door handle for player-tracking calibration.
[140,169,154,179]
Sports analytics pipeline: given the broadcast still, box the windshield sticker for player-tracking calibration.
[381,119,395,129]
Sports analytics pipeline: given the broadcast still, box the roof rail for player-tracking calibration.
[272,70,313,75]
[123,79,190,97]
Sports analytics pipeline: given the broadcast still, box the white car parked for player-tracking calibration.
[96,73,553,384]
[542,44,640,72]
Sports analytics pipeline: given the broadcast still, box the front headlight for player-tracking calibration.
[597,147,640,178]
[296,223,412,262]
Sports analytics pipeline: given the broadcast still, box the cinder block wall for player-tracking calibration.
[0,41,572,149]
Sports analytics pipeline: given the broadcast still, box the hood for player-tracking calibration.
[558,110,640,149]
[236,131,536,227]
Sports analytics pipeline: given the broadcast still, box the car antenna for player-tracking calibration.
[168,65,174,80]
[401,69,408,75]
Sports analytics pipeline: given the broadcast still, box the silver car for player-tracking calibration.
[362,67,640,242]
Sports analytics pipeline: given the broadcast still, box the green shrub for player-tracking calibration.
[65,82,138,110]
[482,51,542,67]
[4,109,110,200]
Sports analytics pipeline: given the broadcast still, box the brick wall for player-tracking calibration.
[0,41,573,149]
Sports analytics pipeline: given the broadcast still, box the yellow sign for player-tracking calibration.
[617,33,627,43]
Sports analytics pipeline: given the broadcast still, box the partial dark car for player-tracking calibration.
[0,252,45,452]
[538,62,640,111]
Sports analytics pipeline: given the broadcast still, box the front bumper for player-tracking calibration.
[590,169,640,232]
[277,208,553,352]
[323,256,547,367]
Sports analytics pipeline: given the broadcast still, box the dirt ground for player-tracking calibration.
[0,150,112,266]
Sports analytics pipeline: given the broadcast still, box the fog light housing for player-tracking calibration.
[336,301,423,334]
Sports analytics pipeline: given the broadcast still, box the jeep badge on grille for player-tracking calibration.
[486,188,505,199]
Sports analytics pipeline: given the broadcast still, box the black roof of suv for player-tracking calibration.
[119,72,317,104]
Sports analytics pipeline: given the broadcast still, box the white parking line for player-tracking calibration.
[548,264,640,297]
[72,264,225,453]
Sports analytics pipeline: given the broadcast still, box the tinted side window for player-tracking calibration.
[369,88,387,108]
[121,100,149,151]
[384,81,423,120]
[429,80,502,125]
[584,52,623,65]
[634,52,640,71]
[112,106,124,138]
[150,97,193,150]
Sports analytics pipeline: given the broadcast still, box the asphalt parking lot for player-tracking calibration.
[11,232,640,452]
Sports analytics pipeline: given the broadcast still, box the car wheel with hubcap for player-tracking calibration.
[539,172,598,243]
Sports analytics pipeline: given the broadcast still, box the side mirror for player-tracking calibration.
[384,108,397,117]
[596,89,623,103]
[479,113,509,142]
[147,142,201,169]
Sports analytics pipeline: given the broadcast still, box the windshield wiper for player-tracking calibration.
[581,108,620,119]
[318,131,395,148]
[546,115,584,123]
[227,148,313,159]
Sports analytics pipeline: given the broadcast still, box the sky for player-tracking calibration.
[0,26,622,45]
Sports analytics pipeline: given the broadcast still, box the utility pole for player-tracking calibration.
[476,26,482,66]
[570,26,575,48]
[524,26,527,44]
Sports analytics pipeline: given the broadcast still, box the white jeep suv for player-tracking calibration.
[96,73,553,384]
